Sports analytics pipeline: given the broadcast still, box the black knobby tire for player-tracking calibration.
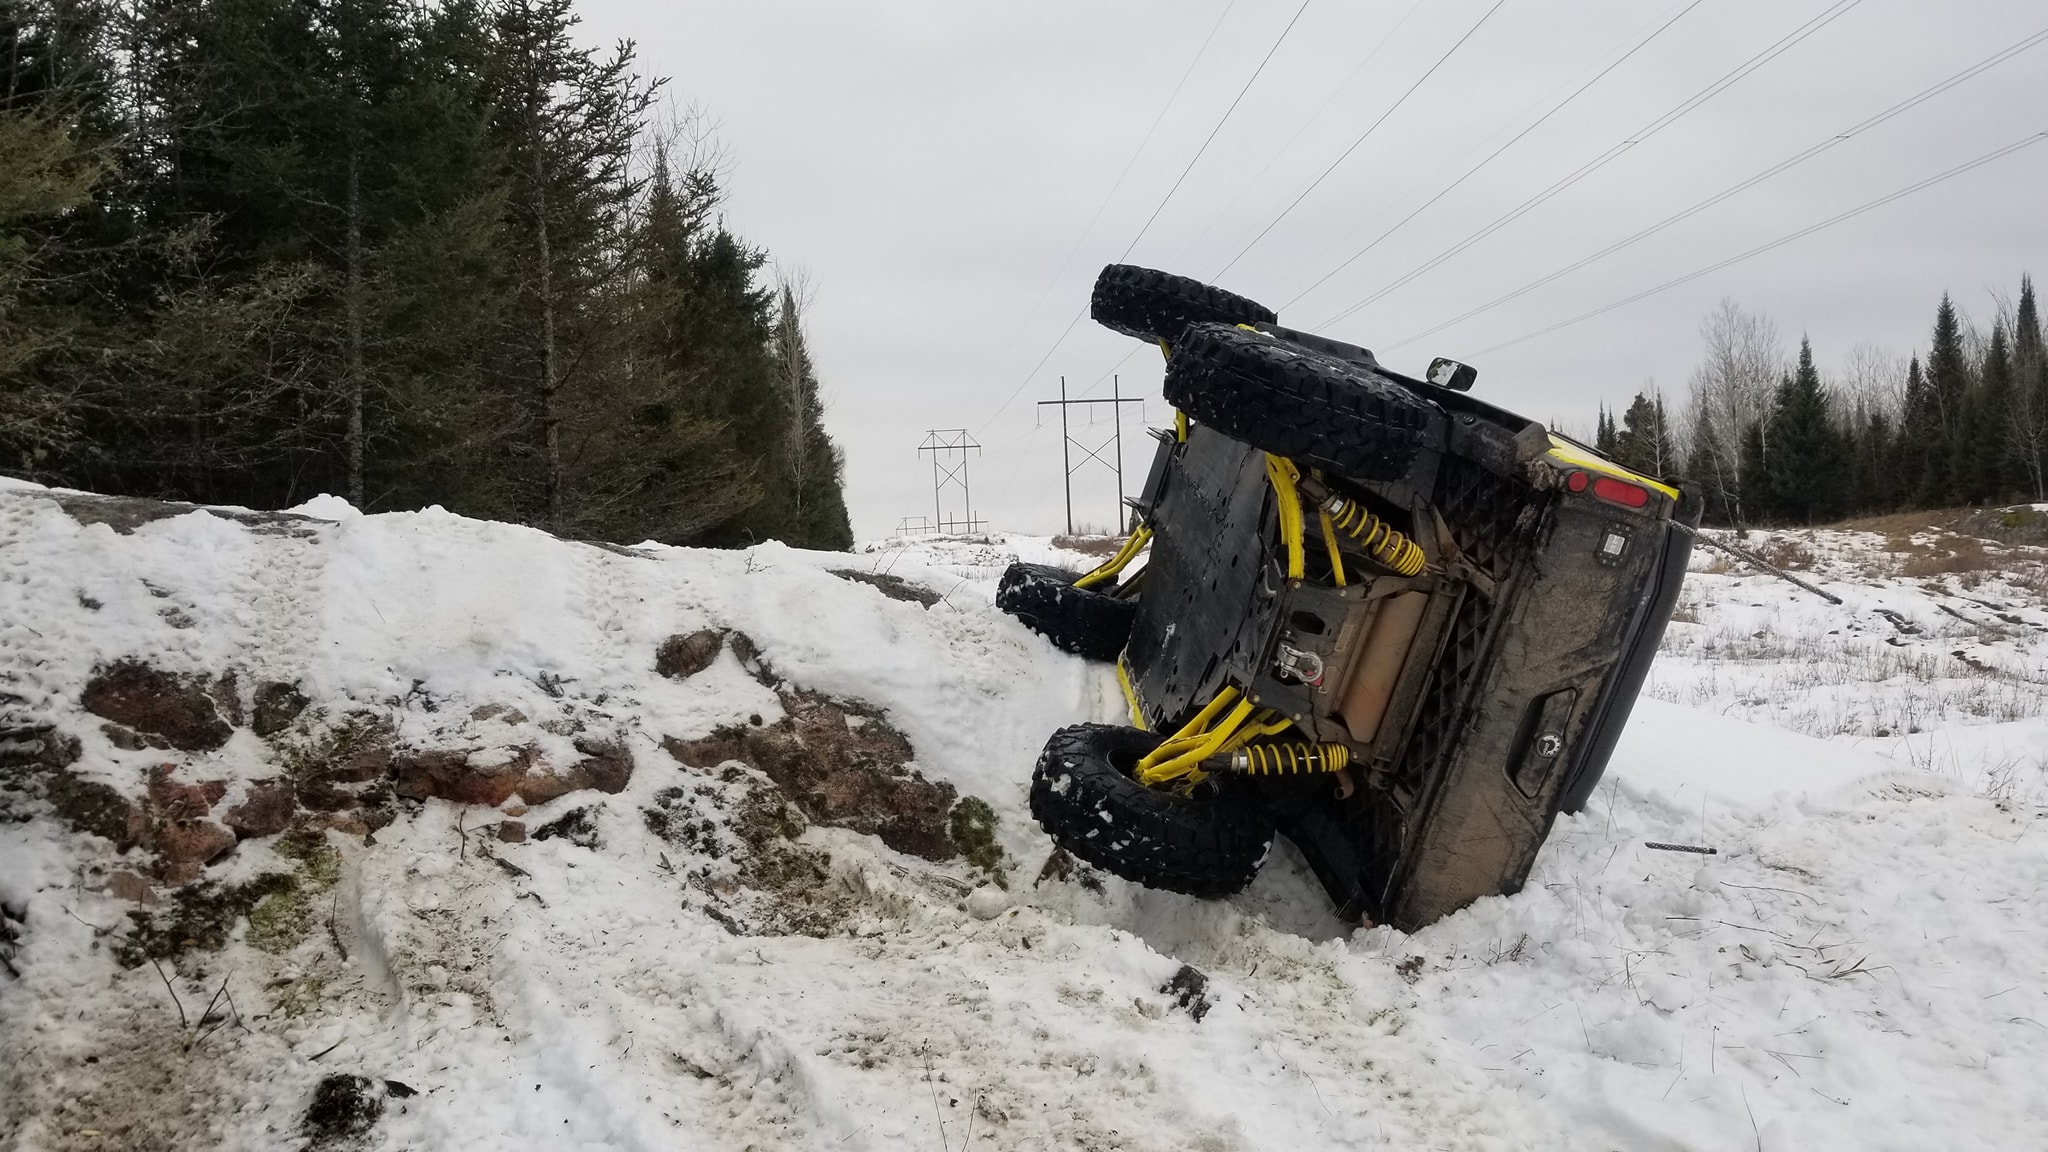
[1029,724,1274,899]
[1090,264,1277,345]
[996,563,1137,663]
[1164,321,1439,482]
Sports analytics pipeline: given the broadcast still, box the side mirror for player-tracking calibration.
[1426,357,1477,392]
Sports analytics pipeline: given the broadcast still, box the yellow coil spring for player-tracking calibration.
[1323,496,1426,576]
[1238,742,1351,776]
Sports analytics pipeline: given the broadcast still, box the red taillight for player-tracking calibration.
[1591,475,1650,508]
[1564,470,1590,493]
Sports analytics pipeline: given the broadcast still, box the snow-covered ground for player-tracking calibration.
[2,481,2045,1151]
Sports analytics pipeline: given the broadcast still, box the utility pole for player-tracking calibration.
[916,430,985,534]
[1038,376,1145,534]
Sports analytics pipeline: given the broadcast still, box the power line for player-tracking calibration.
[1385,25,2048,353]
[970,1,1238,433]
[1162,0,1427,273]
[1275,0,1707,311]
[1211,0,1512,280]
[1117,0,1317,265]
[1315,0,1866,330]
[1468,131,2048,356]
[977,0,1305,434]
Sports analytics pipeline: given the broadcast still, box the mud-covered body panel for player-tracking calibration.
[1124,388,1699,930]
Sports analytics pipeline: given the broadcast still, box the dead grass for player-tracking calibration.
[1900,535,1993,577]
[1051,534,1124,557]
[1755,536,1817,571]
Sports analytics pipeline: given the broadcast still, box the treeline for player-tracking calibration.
[0,0,852,549]
[1593,275,2047,526]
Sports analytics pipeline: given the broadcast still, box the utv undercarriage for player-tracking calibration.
[1001,265,1701,931]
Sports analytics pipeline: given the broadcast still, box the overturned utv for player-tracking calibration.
[998,265,1701,931]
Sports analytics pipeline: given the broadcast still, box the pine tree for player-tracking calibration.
[1973,322,2016,503]
[1756,337,1846,524]
[1736,417,1768,525]
[1901,352,1942,507]
[1594,404,1617,456]
[481,0,658,527]
[773,281,853,549]
[1921,293,1967,505]
[1614,390,1675,478]
[2012,275,2048,500]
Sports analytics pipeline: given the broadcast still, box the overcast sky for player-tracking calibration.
[578,0,2046,539]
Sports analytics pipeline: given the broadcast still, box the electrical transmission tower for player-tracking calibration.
[1038,376,1145,534]
[916,430,985,534]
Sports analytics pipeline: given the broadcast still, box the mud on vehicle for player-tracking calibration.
[999,264,1701,930]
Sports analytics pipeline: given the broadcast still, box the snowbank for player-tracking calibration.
[2,485,2044,1150]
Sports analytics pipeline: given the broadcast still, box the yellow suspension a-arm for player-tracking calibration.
[1263,454,1307,580]
[1073,525,1152,590]
[1136,699,1257,786]
[1317,506,1347,587]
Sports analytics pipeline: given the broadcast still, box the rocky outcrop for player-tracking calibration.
[665,689,956,861]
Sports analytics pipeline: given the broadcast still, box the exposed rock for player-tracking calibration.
[208,670,244,728]
[564,738,633,794]
[655,629,724,680]
[104,869,157,905]
[101,723,149,750]
[393,747,524,807]
[81,662,233,752]
[469,703,528,725]
[224,780,296,839]
[251,681,309,736]
[497,819,526,843]
[394,739,632,807]
[147,764,227,821]
[828,568,943,608]
[155,819,237,884]
[1,727,148,850]
[719,630,779,688]
[664,690,955,861]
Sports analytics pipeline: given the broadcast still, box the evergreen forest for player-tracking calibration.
[0,0,854,549]
[1596,276,2046,527]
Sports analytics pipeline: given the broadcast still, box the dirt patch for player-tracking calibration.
[302,1074,383,1148]
[827,569,943,608]
[0,1005,231,1152]
[665,690,955,861]
[114,871,298,967]
[644,770,842,936]
[1162,963,1214,1022]
[532,805,602,849]
[80,662,233,752]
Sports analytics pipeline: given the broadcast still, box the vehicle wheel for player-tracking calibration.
[1090,264,1276,346]
[1165,322,1439,482]
[996,563,1137,663]
[1029,723,1275,899]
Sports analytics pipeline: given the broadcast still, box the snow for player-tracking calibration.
[2,486,2045,1150]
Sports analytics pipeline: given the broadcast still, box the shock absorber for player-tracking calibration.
[1204,742,1352,776]
[1320,493,1426,576]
